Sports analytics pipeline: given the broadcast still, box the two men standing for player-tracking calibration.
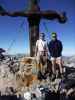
[35,32,63,79]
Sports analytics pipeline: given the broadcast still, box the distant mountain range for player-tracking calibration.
[5,54,75,62]
[63,55,75,62]
[63,55,75,68]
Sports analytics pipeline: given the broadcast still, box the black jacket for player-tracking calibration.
[48,39,63,57]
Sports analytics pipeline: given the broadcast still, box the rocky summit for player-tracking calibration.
[0,56,75,100]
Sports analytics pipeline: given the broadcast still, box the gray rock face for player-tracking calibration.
[0,56,75,99]
[0,58,19,96]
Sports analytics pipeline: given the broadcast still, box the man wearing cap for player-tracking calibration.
[48,32,63,79]
[35,33,48,79]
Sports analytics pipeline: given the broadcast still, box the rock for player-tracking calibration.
[0,56,75,99]
[24,91,32,100]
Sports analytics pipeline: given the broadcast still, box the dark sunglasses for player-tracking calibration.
[52,36,56,38]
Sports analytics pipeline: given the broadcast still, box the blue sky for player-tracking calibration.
[0,0,75,56]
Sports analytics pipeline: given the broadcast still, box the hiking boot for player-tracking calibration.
[37,71,42,80]
[60,73,64,79]
[37,71,47,80]
[51,74,56,81]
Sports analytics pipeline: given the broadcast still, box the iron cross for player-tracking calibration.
[0,0,67,56]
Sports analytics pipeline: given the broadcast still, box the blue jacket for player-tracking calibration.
[48,39,63,57]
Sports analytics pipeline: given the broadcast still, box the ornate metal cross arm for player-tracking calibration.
[0,11,28,17]
[40,10,67,23]
[0,11,67,23]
